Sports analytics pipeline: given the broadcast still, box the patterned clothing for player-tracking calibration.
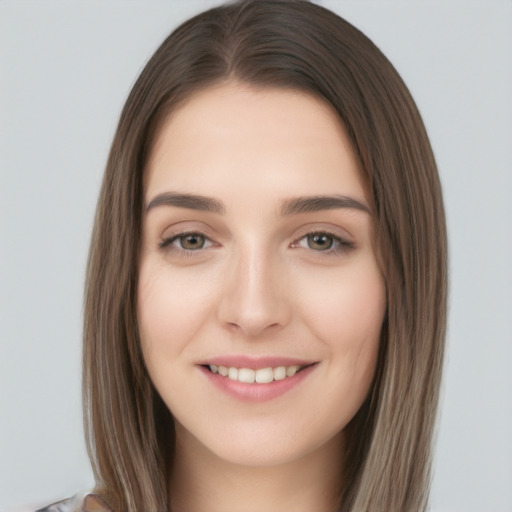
[36,494,113,512]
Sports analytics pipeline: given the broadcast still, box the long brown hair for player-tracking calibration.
[83,1,447,510]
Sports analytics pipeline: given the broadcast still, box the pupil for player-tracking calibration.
[308,234,332,250]
[181,234,204,249]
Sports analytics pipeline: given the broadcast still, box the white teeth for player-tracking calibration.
[208,364,306,383]
[255,367,274,384]
[238,368,255,383]
[273,366,286,380]
[286,365,299,377]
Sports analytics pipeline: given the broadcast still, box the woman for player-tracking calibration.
[40,0,447,510]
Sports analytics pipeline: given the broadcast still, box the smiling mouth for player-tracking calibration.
[204,363,313,384]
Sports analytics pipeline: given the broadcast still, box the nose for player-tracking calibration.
[217,244,291,338]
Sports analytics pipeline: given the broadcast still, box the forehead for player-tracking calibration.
[144,82,367,205]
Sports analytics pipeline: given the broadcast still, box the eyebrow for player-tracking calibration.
[145,192,370,216]
[146,192,226,214]
[280,195,371,216]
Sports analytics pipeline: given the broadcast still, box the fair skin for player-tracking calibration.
[138,82,386,512]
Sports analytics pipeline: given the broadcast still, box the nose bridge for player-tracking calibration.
[218,239,289,336]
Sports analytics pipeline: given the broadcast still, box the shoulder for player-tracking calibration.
[35,496,79,512]
[35,493,113,512]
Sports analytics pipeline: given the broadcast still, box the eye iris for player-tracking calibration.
[307,233,333,250]
[180,234,205,250]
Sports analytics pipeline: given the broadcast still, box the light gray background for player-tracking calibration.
[1,1,511,511]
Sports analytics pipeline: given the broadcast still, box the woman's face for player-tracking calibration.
[138,83,386,468]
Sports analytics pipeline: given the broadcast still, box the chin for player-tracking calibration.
[176,416,345,469]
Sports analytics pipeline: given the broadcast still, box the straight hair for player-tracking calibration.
[83,1,447,510]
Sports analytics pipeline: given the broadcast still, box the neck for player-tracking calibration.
[169,426,344,512]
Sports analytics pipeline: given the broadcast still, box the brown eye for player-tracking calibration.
[306,233,334,251]
[159,231,215,253]
[179,233,206,250]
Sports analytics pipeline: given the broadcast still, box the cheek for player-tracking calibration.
[137,260,218,364]
[297,258,386,386]
[301,257,385,329]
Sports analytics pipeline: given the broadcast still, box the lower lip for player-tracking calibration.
[199,364,317,402]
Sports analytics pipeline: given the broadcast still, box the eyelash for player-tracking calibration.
[291,231,354,255]
[159,230,354,256]
[159,232,214,253]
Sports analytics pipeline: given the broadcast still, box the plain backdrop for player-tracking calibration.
[1,1,511,511]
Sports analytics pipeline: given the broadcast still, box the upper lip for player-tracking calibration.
[198,355,316,370]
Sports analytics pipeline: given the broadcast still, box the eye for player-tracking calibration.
[306,233,335,251]
[177,233,206,250]
[159,232,212,251]
[292,231,354,254]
